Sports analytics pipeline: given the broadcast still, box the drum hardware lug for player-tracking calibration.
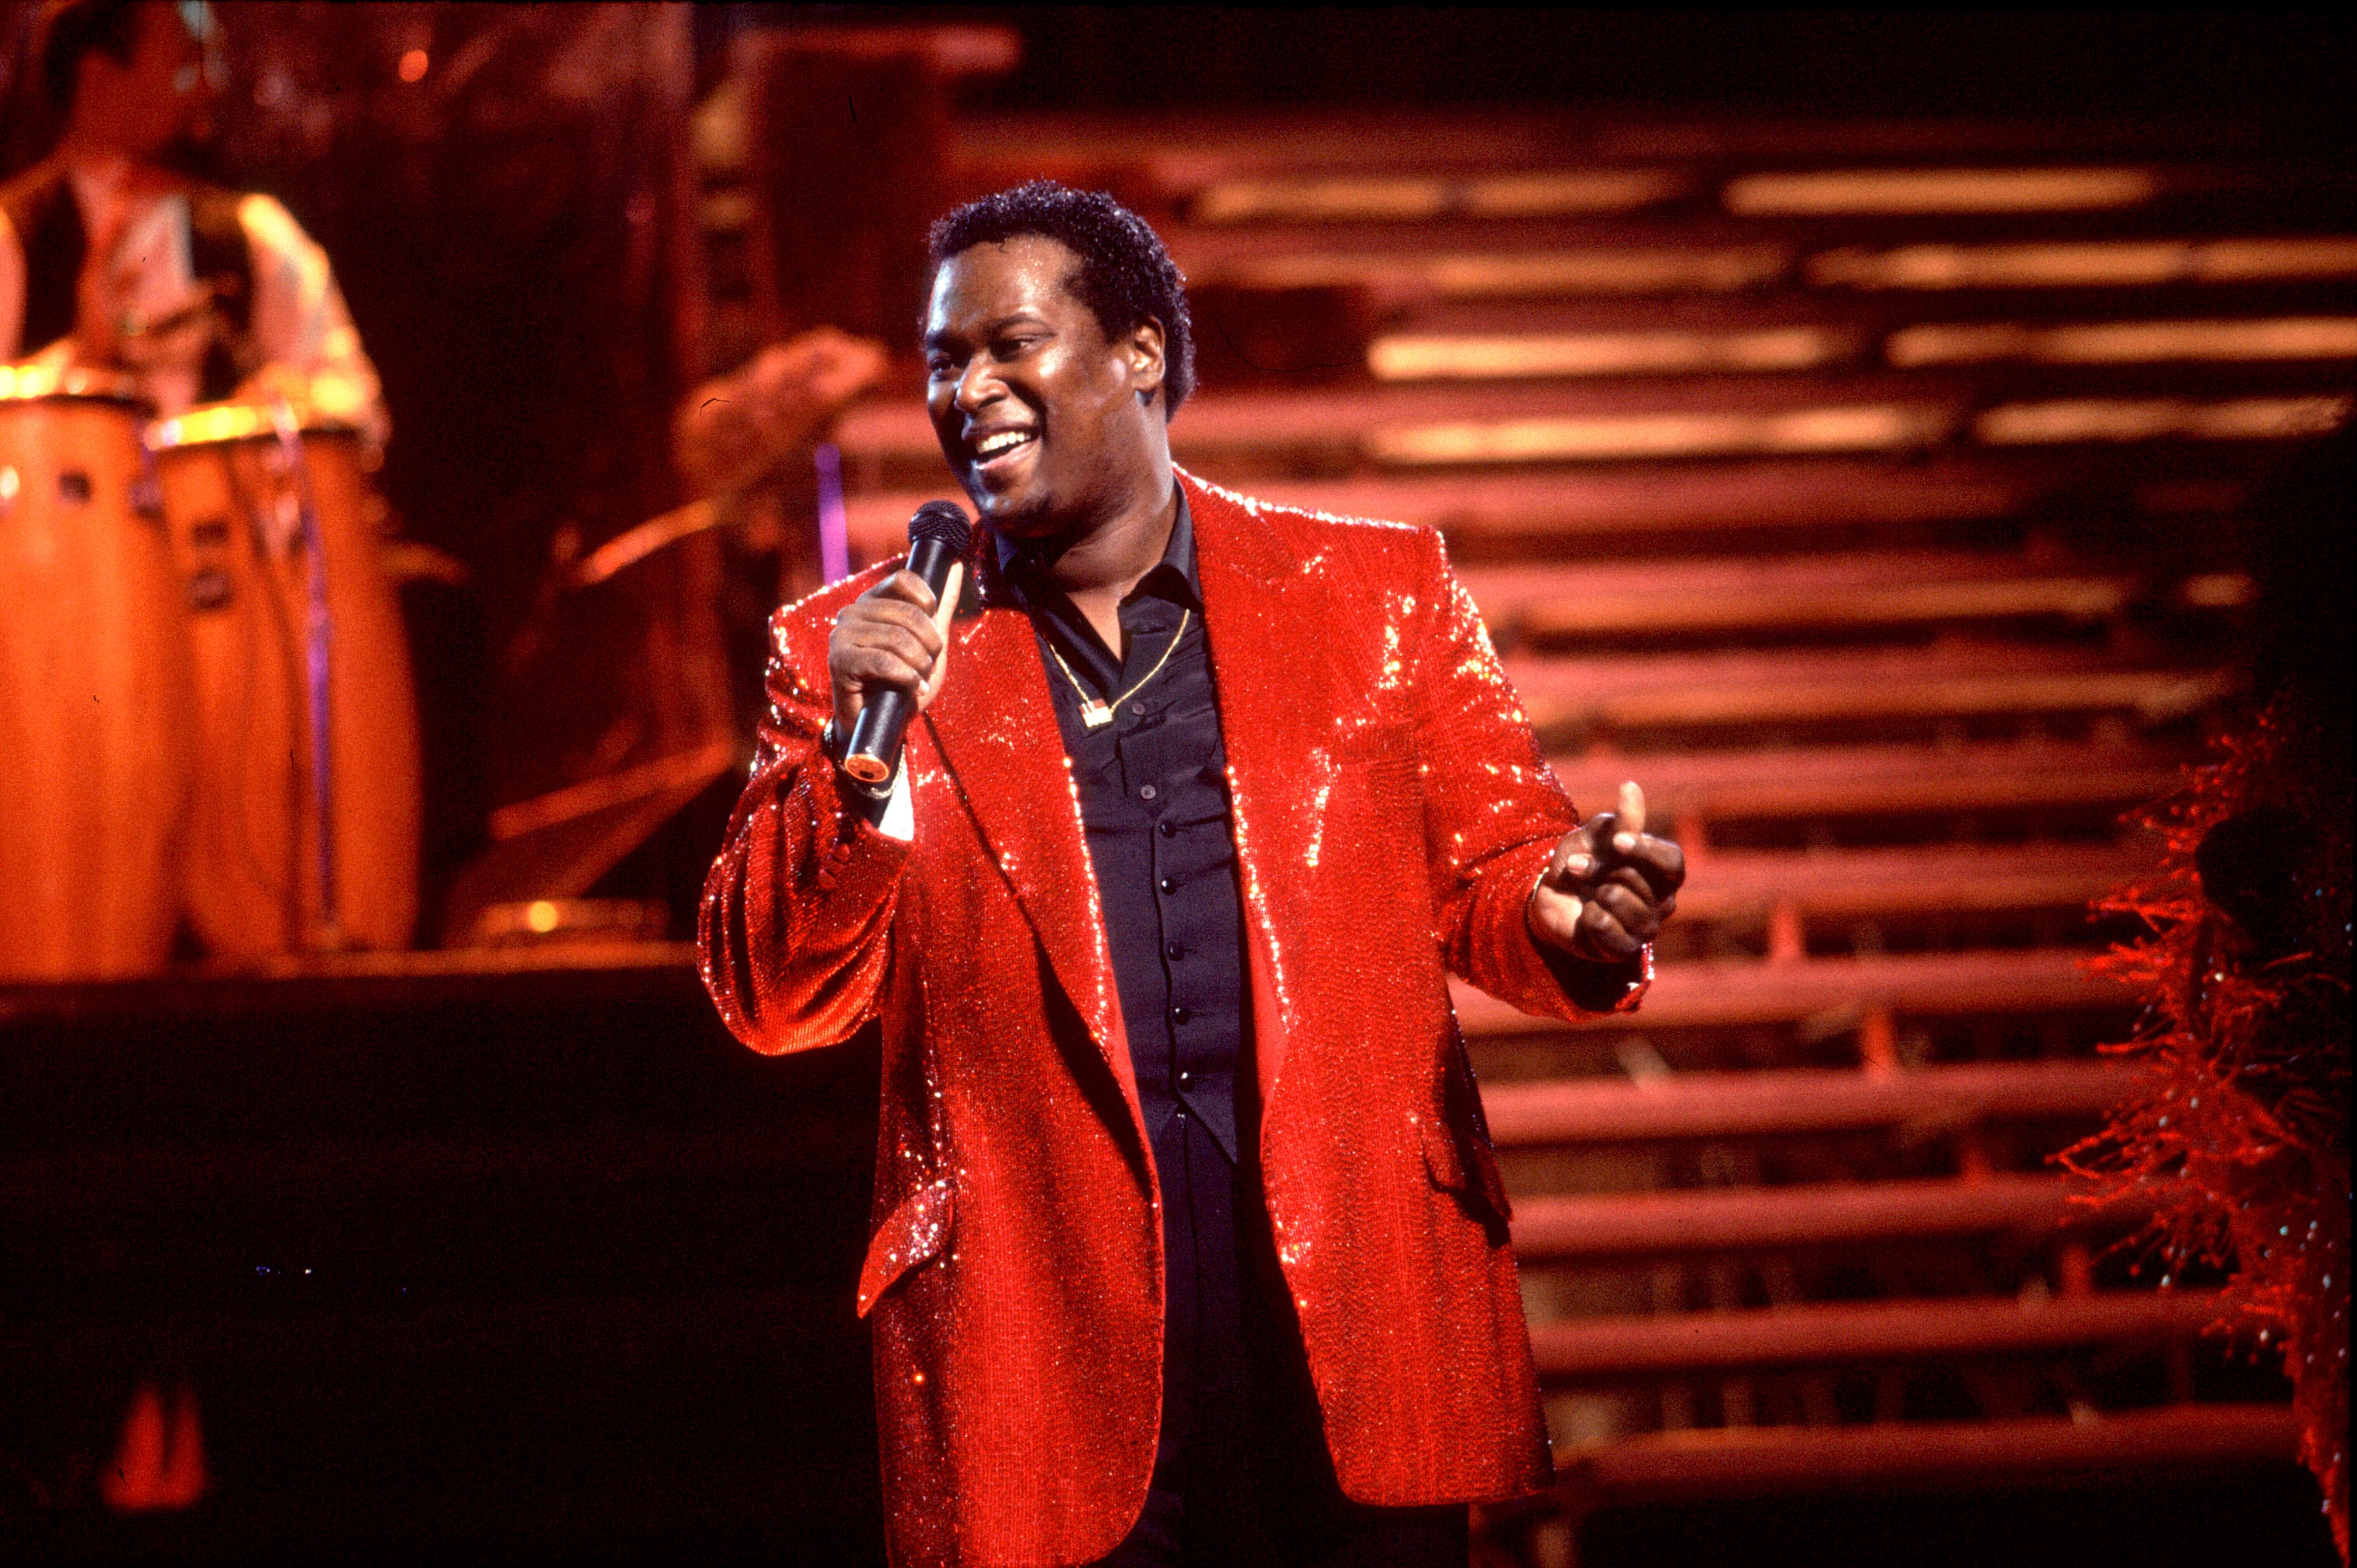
[57,469,92,504]
[130,474,164,521]
[187,569,234,613]
[264,490,304,559]
[0,464,17,515]
[191,518,231,548]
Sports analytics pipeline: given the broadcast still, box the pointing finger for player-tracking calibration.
[917,562,965,709]
[1613,780,1646,855]
[929,562,964,640]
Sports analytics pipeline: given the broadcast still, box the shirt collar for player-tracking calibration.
[993,483,1200,611]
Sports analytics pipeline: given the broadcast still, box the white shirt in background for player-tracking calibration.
[0,156,388,455]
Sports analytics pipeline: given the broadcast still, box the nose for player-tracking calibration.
[951,356,1002,418]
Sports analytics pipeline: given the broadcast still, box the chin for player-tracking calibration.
[970,484,1058,538]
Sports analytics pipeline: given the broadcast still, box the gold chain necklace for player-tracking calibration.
[1046,609,1190,729]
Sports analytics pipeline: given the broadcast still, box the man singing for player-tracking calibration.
[701,182,1683,1568]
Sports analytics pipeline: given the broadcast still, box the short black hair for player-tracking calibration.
[927,181,1195,418]
[36,0,140,114]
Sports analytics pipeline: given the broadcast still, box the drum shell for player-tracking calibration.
[157,427,421,956]
[0,395,195,980]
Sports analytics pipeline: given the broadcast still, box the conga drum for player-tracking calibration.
[149,401,421,958]
[0,363,194,981]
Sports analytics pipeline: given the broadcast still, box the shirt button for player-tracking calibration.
[1165,940,1185,961]
[1177,1071,1195,1088]
[1158,876,1176,894]
[1174,1108,1188,1123]
[1139,784,1158,800]
[1158,821,1177,838]
[1130,701,1147,715]
[1170,1006,1191,1024]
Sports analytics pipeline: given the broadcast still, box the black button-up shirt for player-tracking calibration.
[1000,492,1247,1163]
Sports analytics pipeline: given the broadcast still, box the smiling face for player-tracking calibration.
[923,234,1168,543]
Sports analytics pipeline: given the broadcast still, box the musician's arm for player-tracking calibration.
[236,194,388,456]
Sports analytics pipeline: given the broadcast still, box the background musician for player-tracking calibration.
[0,0,384,449]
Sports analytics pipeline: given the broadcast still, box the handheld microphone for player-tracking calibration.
[843,500,972,786]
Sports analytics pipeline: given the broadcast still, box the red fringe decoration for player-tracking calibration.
[2065,698,2351,1560]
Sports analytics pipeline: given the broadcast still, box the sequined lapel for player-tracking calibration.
[920,576,1137,1115]
[1182,472,1312,1111]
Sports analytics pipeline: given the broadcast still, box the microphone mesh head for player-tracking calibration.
[909,500,972,554]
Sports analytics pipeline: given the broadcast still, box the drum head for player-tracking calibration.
[147,397,361,452]
[0,361,150,411]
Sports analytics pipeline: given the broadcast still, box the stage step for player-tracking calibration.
[1548,739,2190,830]
[831,371,2345,485]
[1528,1290,2226,1381]
[1172,226,2357,307]
[1454,550,2147,647]
[955,107,2319,191]
[1668,841,2154,929]
[1375,293,2357,352]
[1557,1403,2300,1503]
[1478,1061,2131,1145]
[838,457,2143,564]
[1454,948,2127,1040]
[1509,1173,2132,1260]
[1504,645,2229,746]
[1172,163,2355,229]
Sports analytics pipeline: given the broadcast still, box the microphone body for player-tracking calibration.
[843,500,972,785]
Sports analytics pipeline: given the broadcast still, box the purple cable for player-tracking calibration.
[814,441,851,583]
[268,401,335,944]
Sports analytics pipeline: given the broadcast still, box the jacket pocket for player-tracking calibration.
[1418,1112,1514,1236]
[1420,1031,1515,1232]
[855,1175,954,1318]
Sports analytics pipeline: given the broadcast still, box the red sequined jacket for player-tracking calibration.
[700,470,1645,1568]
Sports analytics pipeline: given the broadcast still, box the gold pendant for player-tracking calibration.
[1079,700,1113,729]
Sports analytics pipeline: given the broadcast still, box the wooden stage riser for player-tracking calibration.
[1507,1174,2142,1261]
[834,419,2340,497]
[1527,1290,2226,1381]
[845,454,2262,562]
[1554,774,2183,838]
[1644,914,2138,970]
[1551,1403,2301,1507]
[947,105,2339,172]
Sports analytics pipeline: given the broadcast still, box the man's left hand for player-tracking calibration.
[1528,781,1684,962]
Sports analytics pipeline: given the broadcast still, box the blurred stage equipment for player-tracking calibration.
[735,26,1017,351]
[150,397,421,959]
[430,22,1017,949]
[0,363,193,981]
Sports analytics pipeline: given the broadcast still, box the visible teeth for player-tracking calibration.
[975,431,1034,457]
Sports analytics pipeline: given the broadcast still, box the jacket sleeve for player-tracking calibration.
[1409,529,1648,1020]
[699,608,912,1054]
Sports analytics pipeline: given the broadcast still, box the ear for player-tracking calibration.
[1124,318,1168,407]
